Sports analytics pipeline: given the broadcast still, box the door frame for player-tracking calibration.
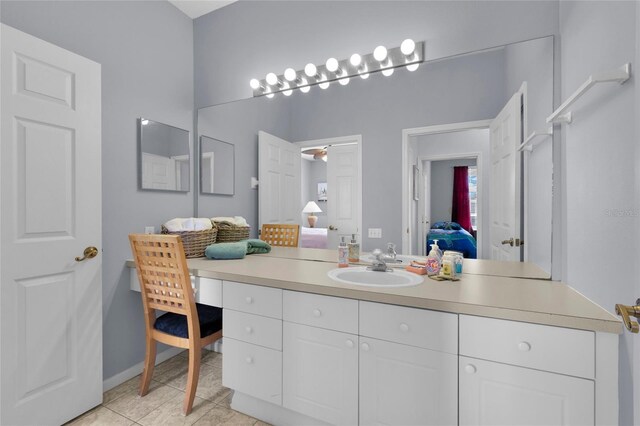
[419,152,483,258]
[401,120,492,254]
[294,135,362,237]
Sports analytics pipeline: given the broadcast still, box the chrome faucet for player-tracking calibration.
[368,249,391,272]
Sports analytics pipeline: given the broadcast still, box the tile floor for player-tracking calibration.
[67,350,270,426]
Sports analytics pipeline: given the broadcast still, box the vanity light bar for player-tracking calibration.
[250,40,424,98]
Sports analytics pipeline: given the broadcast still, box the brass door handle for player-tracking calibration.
[75,246,98,262]
[615,300,640,333]
[329,225,338,231]
[501,238,514,246]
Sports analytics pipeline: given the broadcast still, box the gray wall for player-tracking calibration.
[194,0,559,107]
[430,159,478,226]
[0,0,195,382]
[559,2,637,424]
[416,130,491,257]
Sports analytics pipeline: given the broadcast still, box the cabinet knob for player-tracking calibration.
[361,342,370,351]
[345,339,354,348]
[245,356,253,364]
[245,326,253,334]
[399,323,410,332]
[313,308,322,317]
[245,296,253,304]
[518,341,532,352]
[465,364,477,374]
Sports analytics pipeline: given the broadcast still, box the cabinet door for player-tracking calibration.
[460,357,594,426]
[359,338,457,426]
[283,322,358,425]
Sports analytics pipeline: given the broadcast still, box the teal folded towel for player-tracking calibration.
[246,239,272,254]
[205,242,247,260]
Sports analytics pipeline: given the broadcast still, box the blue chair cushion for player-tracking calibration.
[154,303,223,339]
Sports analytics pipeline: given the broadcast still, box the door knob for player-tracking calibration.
[328,225,338,231]
[501,238,514,246]
[75,246,98,262]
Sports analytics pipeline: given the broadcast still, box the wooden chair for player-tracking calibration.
[129,234,223,415]
[260,223,300,247]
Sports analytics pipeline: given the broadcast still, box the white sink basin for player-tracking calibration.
[327,266,423,287]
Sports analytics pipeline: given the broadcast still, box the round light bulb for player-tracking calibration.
[382,62,394,77]
[249,78,261,90]
[266,72,278,86]
[304,63,317,77]
[400,39,416,56]
[406,62,419,72]
[360,72,370,80]
[318,74,330,90]
[350,53,362,67]
[284,68,297,82]
[265,87,274,99]
[338,77,350,86]
[373,45,388,62]
[326,57,339,73]
[282,82,292,96]
[299,77,310,93]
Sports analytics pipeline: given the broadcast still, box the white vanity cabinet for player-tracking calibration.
[359,302,458,426]
[459,315,598,426]
[221,281,283,405]
[282,291,359,425]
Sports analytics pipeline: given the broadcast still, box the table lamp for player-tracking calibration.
[302,201,322,228]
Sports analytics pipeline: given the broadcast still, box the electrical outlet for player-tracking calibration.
[368,228,382,238]
[144,226,155,234]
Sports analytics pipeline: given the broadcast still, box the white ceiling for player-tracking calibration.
[168,0,236,19]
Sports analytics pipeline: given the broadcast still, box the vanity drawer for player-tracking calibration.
[196,277,222,307]
[222,338,282,406]
[223,309,282,350]
[283,291,358,334]
[359,301,458,354]
[459,315,595,379]
[223,281,282,319]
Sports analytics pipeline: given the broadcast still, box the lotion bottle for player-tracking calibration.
[338,237,349,268]
[425,242,441,276]
[348,234,360,263]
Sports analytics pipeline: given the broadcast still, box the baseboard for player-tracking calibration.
[102,347,184,392]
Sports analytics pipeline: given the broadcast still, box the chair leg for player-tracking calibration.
[139,335,156,396]
[183,346,201,415]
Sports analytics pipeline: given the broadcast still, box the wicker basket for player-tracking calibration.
[161,225,218,258]
[215,222,250,243]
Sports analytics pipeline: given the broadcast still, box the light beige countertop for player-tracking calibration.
[261,247,551,280]
[127,252,621,334]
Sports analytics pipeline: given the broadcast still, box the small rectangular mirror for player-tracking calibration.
[200,136,235,195]
[138,118,190,192]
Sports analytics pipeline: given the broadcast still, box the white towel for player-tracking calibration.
[211,216,248,227]
[164,217,213,232]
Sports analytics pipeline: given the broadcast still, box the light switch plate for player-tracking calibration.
[144,226,155,234]
[368,228,382,238]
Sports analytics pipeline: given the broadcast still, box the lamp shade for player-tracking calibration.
[302,201,322,213]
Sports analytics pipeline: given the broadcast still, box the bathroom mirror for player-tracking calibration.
[197,36,554,277]
[138,118,190,192]
[200,136,235,195]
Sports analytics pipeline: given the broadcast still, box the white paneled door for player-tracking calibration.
[1,24,102,425]
[258,131,301,228]
[326,144,360,248]
[489,91,522,261]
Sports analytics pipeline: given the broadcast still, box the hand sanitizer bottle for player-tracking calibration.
[338,237,349,268]
[348,234,360,263]
[425,242,441,276]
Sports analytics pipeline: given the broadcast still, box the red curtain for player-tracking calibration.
[452,166,472,233]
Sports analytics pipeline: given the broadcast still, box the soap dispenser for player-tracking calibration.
[348,234,360,263]
[425,242,442,276]
[338,237,349,268]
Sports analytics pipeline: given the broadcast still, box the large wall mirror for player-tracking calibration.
[138,118,190,192]
[197,36,554,277]
[200,136,235,195]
